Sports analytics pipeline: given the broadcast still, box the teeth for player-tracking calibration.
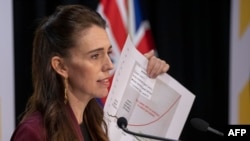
[98,79,109,82]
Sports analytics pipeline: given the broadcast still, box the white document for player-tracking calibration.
[104,36,195,141]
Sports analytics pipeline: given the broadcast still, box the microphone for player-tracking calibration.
[190,118,224,136]
[117,117,180,141]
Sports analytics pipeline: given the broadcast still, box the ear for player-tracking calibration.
[51,56,68,78]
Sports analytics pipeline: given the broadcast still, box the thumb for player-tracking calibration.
[144,50,155,59]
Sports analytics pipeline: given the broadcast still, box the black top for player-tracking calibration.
[80,123,92,141]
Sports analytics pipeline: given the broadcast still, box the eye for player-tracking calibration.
[91,54,99,59]
[108,50,113,57]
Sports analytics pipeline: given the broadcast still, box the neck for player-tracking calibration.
[67,92,92,124]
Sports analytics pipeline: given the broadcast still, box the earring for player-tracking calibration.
[64,77,68,104]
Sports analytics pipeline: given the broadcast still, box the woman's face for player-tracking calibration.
[65,25,114,100]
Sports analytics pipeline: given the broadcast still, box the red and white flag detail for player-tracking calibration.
[97,0,155,105]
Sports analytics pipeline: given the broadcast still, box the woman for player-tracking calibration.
[11,4,169,141]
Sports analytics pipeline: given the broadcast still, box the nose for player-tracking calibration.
[102,54,114,71]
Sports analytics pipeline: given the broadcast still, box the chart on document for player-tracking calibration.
[104,36,195,141]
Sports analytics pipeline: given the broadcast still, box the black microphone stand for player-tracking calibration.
[120,124,175,141]
[117,117,181,141]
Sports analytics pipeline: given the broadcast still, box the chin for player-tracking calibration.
[96,90,109,98]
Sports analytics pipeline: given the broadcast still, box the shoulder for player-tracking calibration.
[10,112,46,141]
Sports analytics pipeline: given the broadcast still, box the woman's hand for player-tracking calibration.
[144,50,170,78]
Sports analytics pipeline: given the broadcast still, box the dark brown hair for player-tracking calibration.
[23,4,108,141]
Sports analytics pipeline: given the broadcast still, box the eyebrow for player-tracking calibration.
[87,46,112,54]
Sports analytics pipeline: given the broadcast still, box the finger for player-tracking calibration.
[147,57,161,78]
[150,59,163,78]
[148,59,170,78]
[144,50,154,59]
[161,60,170,73]
[146,56,157,76]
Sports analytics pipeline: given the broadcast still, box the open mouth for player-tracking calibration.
[97,78,110,87]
